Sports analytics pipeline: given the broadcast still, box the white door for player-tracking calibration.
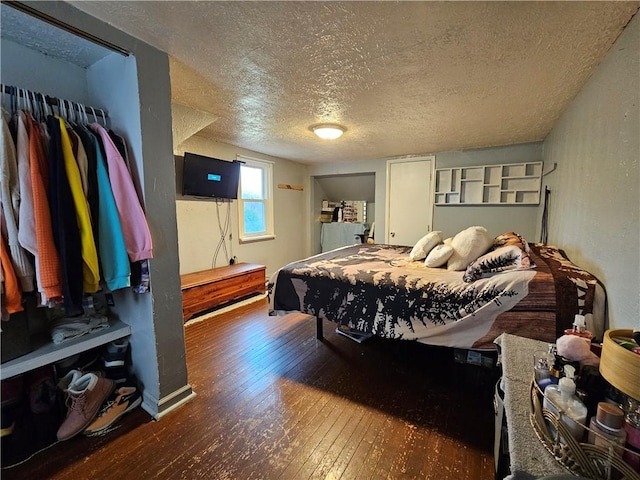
[386,157,434,246]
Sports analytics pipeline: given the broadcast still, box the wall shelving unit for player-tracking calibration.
[434,161,543,205]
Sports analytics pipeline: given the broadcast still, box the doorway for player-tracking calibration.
[385,156,435,246]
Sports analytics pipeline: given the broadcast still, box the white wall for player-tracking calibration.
[0,38,91,104]
[541,13,639,330]
[175,135,309,277]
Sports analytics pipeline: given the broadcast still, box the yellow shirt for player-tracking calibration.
[57,116,100,293]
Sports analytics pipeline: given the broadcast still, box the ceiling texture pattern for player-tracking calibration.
[59,2,640,163]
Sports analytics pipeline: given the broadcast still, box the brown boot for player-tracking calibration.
[57,373,114,441]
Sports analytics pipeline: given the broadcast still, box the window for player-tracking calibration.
[237,156,274,242]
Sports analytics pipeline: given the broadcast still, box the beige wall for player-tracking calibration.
[175,135,309,277]
[541,13,639,330]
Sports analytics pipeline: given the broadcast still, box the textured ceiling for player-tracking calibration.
[0,4,112,68]
[34,2,640,163]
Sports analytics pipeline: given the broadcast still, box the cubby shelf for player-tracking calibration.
[434,161,542,205]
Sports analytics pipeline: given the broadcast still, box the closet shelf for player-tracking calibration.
[0,318,130,380]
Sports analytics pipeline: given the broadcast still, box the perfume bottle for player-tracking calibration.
[563,314,594,344]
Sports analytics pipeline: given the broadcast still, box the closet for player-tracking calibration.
[0,1,192,419]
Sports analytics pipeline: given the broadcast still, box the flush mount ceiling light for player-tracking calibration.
[312,123,346,140]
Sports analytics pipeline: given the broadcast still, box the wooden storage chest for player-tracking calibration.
[180,263,266,321]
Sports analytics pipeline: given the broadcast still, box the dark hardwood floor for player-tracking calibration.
[3,298,496,479]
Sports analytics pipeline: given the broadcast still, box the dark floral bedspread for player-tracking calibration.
[268,244,538,349]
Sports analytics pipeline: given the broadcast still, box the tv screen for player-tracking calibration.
[182,152,240,199]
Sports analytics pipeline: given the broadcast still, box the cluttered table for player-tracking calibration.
[496,333,568,480]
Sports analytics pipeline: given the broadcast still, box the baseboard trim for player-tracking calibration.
[141,384,196,420]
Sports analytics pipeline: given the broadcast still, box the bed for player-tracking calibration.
[268,241,606,350]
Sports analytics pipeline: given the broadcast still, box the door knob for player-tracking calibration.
[390,232,395,237]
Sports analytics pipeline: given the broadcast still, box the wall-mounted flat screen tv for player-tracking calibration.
[182,152,240,199]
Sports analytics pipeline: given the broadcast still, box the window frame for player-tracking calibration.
[237,155,275,243]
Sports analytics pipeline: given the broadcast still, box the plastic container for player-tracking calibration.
[534,349,555,390]
[543,364,588,441]
[587,402,627,456]
[563,314,594,344]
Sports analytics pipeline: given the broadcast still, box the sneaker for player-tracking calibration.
[102,338,129,368]
[56,373,115,441]
[83,385,141,436]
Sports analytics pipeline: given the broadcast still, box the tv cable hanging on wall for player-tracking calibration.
[212,199,232,268]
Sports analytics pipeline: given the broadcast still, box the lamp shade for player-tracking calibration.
[600,329,640,401]
[312,124,345,140]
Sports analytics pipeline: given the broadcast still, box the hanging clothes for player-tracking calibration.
[88,129,130,291]
[0,211,24,321]
[1,224,23,315]
[56,116,99,294]
[69,128,89,201]
[0,111,34,292]
[26,112,63,303]
[74,125,100,247]
[90,123,153,262]
[47,115,83,317]
[108,130,144,206]
[16,112,36,254]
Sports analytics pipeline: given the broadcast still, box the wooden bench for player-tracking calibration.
[180,263,266,322]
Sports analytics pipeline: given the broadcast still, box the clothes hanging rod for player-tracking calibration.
[2,1,131,58]
[1,84,109,119]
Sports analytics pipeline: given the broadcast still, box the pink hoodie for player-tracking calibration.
[90,123,152,262]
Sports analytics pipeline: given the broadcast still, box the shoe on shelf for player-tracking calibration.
[102,338,129,368]
[83,385,142,436]
[56,373,115,441]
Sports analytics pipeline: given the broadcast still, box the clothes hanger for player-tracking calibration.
[99,108,108,128]
[89,106,98,125]
[27,91,36,117]
[78,103,89,125]
[40,93,51,120]
[9,86,16,115]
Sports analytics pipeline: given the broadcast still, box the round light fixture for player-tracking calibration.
[312,123,345,140]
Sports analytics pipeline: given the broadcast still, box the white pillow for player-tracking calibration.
[446,226,493,271]
[424,244,454,268]
[409,231,443,261]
